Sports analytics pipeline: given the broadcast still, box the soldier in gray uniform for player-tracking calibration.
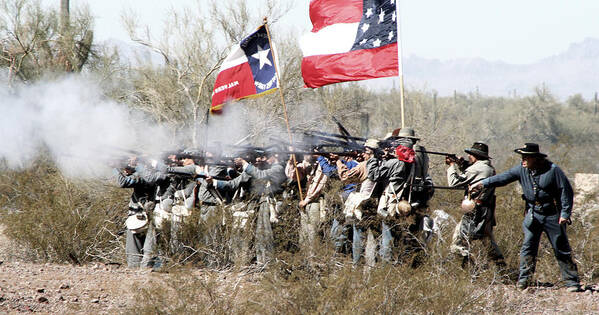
[477,143,581,292]
[115,158,166,268]
[212,152,286,265]
[446,142,505,267]
[367,138,411,264]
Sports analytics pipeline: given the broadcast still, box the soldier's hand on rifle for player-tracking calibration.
[204,175,213,185]
[445,156,455,165]
[470,182,483,193]
[299,200,308,208]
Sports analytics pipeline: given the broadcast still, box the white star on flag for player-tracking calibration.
[360,39,367,45]
[361,23,370,33]
[392,12,396,22]
[365,8,373,18]
[251,45,272,69]
[378,9,385,24]
[388,31,394,41]
[391,0,395,4]
[373,38,381,47]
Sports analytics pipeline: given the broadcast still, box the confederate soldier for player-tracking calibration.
[286,153,328,251]
[476,143,581,291]
[321,153,358,253]
[115,157,166,268]
[367,136,413,264]
[339,139,381,266]
[391,127,435,242]
[212,152,286,265]
[446,142,505,267]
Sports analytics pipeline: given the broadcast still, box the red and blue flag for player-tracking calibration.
[211,25,278,113]
[300,0,400,88]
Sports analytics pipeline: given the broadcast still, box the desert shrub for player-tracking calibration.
[128,247,516,314]
[154,205,235,269]
[154,194,303,270]
[0,157,126,264]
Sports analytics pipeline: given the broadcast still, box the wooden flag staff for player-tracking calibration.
[263,17,304,202]
[395,0,406,128]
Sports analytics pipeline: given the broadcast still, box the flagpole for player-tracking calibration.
[263,18,305,202]
[395,0,406,128]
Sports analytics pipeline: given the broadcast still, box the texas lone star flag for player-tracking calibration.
[301,0,399,88]
[211,24,278,113]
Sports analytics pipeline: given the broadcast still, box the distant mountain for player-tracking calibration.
[364,37,599,99]
[104,37,599,99]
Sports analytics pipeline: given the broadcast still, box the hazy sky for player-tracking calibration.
[73,0,599,64]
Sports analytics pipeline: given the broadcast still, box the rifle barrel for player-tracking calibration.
[271,151,358,156]
[415,149,457,157]
[430,185,466,190]
[167,171,229,181]
[306,130,367,142]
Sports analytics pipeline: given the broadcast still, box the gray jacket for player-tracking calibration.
[366,157,410,197]
[447,159,495,202]
[217,163,286,198]
[115,165,165,210]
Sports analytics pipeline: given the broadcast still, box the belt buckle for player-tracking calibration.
[535,201,541,206]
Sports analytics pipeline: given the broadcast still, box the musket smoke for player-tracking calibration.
[0,76,176,178]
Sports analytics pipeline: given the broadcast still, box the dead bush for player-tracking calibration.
[0,157,126,264]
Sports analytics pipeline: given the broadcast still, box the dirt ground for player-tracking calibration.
[1,228,598,314]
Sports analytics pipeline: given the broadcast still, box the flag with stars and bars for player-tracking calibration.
[300,0,399,88]
[211,24,278,113]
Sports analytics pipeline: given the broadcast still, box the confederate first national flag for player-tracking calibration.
[300,0,399,88]
[211,24,278,113]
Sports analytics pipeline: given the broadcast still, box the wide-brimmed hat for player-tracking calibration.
[383,128,402,140]
[464,141,490,159]
[396,127,420,140]
[126,212,149,234]
[514,143,547,157]
[364,138,380,150]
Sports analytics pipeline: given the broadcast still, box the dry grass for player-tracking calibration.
[0,157,126,264]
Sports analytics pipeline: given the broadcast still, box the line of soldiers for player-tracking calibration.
[114,129,582,291]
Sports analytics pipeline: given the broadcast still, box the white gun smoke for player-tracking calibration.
[0,76,251,179]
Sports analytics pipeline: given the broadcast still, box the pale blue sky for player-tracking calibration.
[71,0,599,64]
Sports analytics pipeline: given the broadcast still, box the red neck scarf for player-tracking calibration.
[395,145,415,163]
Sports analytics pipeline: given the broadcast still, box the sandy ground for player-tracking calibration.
[0,227,598,314]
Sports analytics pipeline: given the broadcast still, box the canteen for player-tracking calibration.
[461,196,476,213]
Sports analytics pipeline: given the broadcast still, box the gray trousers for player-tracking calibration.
[330,219,350,253]
[126,223,157,268]
[352,224,377,266]
[299,202,321,252]
[519,211,579,287]
[450,217,504,263]
[255,200,274,265]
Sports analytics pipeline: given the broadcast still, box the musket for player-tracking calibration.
[414,149,458,158]
[413,183,466,191]
[167,170,230,181]
[331,116,353,138]
[415,149,470,170]
[268,150,361,157]
[303,133,364,150]
[304,130,366,142]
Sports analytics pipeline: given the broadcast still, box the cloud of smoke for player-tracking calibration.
[0,74,343,180]
[0,76,178,178]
